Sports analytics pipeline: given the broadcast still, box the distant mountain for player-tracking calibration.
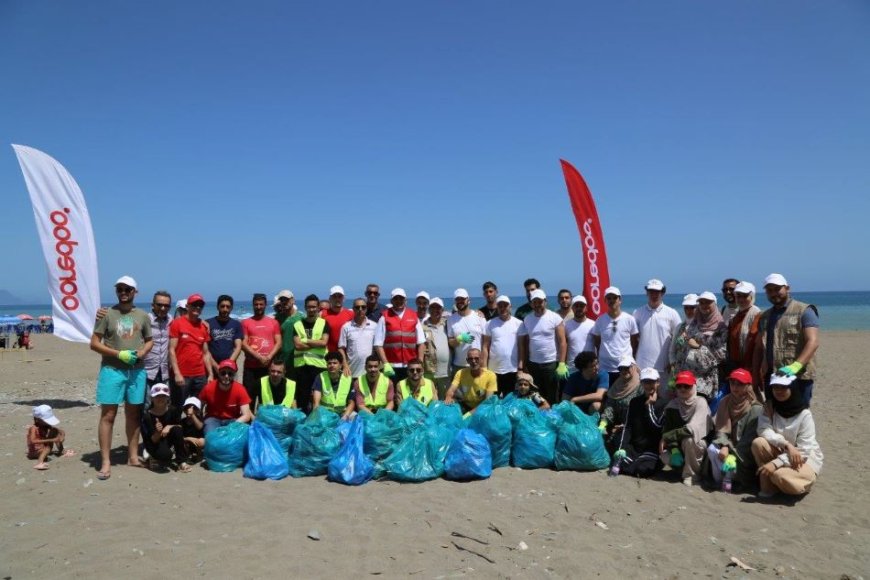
[0,290,26,305]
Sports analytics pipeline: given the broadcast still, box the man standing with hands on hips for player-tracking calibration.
[90,275,153,480]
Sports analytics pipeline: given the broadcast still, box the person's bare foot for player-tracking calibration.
[33,462,49,470]
[127,458,145,468]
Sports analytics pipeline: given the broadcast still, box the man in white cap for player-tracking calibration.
[591,286,639,385]
[482,295,523,396]
[514,278,541,321]
[374,288,425,383]
[517,289,568,405]
[754,273,819,403]
[422,297,451,397]
[564,294,595,372]
[447,288,487,371]
[90,275,153,479]
[415,291,430,322]
[272,289,297,324]
[339,296,377,378]
[633,279,682,375]
[320,285,354,354]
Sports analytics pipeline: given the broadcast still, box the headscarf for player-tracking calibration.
[665,384,711,441]
[771,384,808,419]
[608,364,640,401]
[692,304,724,335]
[714,387,757,436]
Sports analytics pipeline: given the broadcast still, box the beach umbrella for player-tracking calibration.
[17,314,34,320]
[38,315,52,321]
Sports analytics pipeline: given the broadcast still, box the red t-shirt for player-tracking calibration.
[199,380,251,420]
[320,308,353,353]
[241,316,281,369]
[169,316,210,376]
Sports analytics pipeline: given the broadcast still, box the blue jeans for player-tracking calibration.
[203,417,235,435]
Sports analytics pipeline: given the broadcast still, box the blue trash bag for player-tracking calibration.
[467,397,512,468]
[328,416,374,486]
[398,397,429,428]
[305,406,341,430]
[426,401,464,430]
[255,405,305,454]
[204,421,250,473]
[287,415,342,478]
[383,423,456,482]
[336,420,353,444]
[244,421,290,480]
[553,407,610,471]
[511,408,557,469]
[362,409,407,461]
[444,428,492,480]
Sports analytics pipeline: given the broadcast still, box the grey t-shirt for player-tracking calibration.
[93,306,152,369]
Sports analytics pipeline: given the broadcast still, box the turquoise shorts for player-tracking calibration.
[96,366,146,405]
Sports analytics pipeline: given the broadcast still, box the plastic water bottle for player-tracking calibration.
[609,461,621,477]
[721,472,733,493]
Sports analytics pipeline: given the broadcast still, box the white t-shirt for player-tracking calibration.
[633,303,682,372]
[564,317,595,370]
[518,310,564,364]
[590,311,639,372]
[338,318,377,378]
[484,316,522,374]
[447,311,486,367]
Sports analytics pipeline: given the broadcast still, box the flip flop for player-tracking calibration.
[97,471,111,480]
[33,463,49,470]
[61,449,76,457]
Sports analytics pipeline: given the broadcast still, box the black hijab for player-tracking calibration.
[771,384,807,419]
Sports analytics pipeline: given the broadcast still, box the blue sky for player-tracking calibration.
[1,1,868,304]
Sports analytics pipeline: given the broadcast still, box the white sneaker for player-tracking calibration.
[682,477,694,487]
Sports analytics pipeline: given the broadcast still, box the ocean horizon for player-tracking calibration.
[3,291,870,331]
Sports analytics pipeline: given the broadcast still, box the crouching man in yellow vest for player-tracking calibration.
[354,354,396,414]
[258,359,296,411]
[396,358,438,408]
[311,351,355,420]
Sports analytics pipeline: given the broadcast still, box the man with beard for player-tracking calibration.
[364,283,386,322]
[240,293,282,409]
[321,285,354,355]
[591,286,640,385]
[482,295,522,397]
[447,288,486,371]
[514,278,541,321]
[555,289,573,320]
[633,279,681,376]
[445,348,497,414]
[720,278,740,325]
[415,291,430,322]
[339,297,377,378]
[422,297,451,398]
[199,359,253,435]
[374,288,425,383]
[517,289,568,405]
[478,281,499,321]
[207,294,243,377]
[143,290,173,393]
[293,294,330,411]
[564,294,595,372]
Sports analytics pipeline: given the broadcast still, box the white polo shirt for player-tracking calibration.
[633,303,682,372]
[518,309,564,364]
[484,315,522,374]
[564,317,595,370]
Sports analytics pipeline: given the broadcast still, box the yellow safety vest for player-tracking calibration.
[318,371,353,413]
[358,373,390,410]
[398,378,435,406]
[259,376,296,408]
[293,318,327,368]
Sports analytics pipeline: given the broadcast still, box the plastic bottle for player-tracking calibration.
[609,461,621,477]
[721,471,733,493]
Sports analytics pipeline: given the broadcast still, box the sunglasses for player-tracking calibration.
[189,302,204,309]
[408,368,423,374]
[218,370,234,376]
[116,286,135,293]
[467,356,481,361]
[366,291,380,296]
[154,303,171,308]
[674,384,693,390]
[353,305,367,310]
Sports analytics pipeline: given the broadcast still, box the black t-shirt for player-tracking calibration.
[624,396,667,454]
[478,305,498,321]
[141,406,182,439]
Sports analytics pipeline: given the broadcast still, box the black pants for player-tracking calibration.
[528,361,558,405]
[391,366,408,384]
[243,367,268,410]
[144,425,188,464]
[495,372,517,398]
[294,364,322,413]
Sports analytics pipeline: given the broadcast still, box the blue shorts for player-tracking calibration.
[96,366,146,405]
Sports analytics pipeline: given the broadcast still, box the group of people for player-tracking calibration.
[79,273,822,499]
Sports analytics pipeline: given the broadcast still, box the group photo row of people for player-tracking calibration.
[75,273,821,498]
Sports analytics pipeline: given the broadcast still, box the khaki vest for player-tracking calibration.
[757,299,817,380]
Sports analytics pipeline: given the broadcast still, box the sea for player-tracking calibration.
[2,291,870,331]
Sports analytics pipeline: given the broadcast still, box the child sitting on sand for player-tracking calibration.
[514,372,550,410]
[27,405,75,469]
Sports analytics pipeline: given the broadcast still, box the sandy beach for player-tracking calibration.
[1,331,868,579]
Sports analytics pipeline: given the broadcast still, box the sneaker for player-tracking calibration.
[682,477,694,487]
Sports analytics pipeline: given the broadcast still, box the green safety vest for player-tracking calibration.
[358,373,390,410]
[259,376,296,408]
[318,371,353,413]
[293,318,327,368]
[398,378,435,406]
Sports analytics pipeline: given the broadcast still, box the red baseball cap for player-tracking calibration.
[674,370,696,386]
[218,359,238,372]
[187,293,205,305]
[728,368,753,384]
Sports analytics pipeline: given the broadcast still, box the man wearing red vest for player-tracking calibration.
[374,288,425,383]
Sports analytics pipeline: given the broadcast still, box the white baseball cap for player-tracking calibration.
[770,374,797,387]
[32,404,59,426]
[390,288,406,298]
[682,293,699,306]
[605,286,621,297]
[640,368,660,381]
[496,294,511,305]
[698,291,717,303]
[175,299,188,310]
[150,383,171,398]
[529,289,546,301]
[734,281,756,295]
[329,285,345,296]
[617,354,635,368]
[571,294,587,305]
[645,279,665,291]
[416,291,430,301]
[429,297,444,308]
[454,288,470,299]
[115,275,137,289]
[183,396,202,410]
[276,289,294,300]
[764,273,789,287]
